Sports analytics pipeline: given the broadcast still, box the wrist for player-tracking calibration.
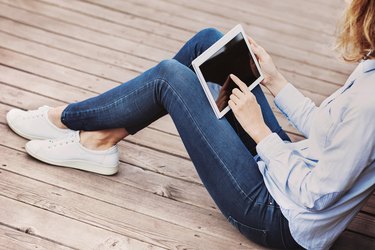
[246,124,272,144]
[265,72,288,97]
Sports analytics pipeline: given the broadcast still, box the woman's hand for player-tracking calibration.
[248,37,289,97]
[228,74,272,143]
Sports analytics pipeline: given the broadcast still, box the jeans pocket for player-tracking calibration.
[227,216,269,247]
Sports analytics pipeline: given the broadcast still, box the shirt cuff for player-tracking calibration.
[274,83,307,116]
[256,132,287,166]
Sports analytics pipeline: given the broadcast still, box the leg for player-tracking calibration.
[48,106,128,150]
[48,28,224,144]
[60,59,298,248]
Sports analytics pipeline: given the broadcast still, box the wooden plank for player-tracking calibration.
[0,0,172,62]
[202,0,341,32]
[313,0,345,8]
[0,31,138,83]
[0,65,94,104]
[0,168,257,249]
[0,48,118,93]
[35,0,192,47]
[0,195,166,250]
[37,0,192,45]
[0,83,63,111]
[362,195,375,215]
[346,212,375,238]
[332,231,375,249]
[0,224,73,250]
[0,18,155,74]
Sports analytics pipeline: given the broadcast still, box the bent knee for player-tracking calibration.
[158,59,181,70]
[155,59,199,90]
[157,59,189,76]
[197,28,223,40]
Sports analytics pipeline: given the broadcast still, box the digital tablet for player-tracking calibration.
[192,24,264,119]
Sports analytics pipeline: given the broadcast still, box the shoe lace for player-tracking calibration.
[47,132,77,149]
[23,106,49,120]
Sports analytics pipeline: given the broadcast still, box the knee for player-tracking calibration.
[156,59,193,85]
[157,59,184,76]
[155,59,198,91]
[198,28,223,37]
[196,28,223,41]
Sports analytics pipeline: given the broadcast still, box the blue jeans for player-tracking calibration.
[61,28,301,249]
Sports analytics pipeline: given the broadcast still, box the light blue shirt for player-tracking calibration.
[256,59,375,249]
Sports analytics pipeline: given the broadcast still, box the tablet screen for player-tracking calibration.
[199,33,261,112]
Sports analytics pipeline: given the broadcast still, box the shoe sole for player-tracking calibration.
[25,143,119,176]
[6,112,49,140]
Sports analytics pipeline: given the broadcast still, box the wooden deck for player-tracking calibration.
[0,0,374,249]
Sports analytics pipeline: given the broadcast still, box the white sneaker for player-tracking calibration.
[6,106,73,140]
[25,131,119,175]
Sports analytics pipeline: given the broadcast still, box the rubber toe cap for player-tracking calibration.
[25,140,42,155]
[6,109,23,124]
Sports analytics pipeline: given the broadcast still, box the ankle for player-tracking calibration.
[48,106,68,129]
[79,131,117,151]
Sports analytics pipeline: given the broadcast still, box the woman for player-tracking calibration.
[6,0,374,249]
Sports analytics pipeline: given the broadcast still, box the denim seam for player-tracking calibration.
[158,77,251,200]
[62,81,157,118]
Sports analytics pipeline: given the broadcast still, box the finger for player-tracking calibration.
[229,93,240,104]
[228,100,236,110]
[248,41,267,60]
[248,36,258,47]
[231,88,244,97]
[230,74,248,93]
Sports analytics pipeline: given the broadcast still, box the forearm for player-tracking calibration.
[263,72,289,97]
[245,123,272,144]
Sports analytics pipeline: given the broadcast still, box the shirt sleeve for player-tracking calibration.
[274,83,317,138]
[256,104,375,211]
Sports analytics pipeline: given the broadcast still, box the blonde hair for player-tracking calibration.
[336,0,375,62]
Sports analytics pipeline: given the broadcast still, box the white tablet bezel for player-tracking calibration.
[192,24,264,119]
